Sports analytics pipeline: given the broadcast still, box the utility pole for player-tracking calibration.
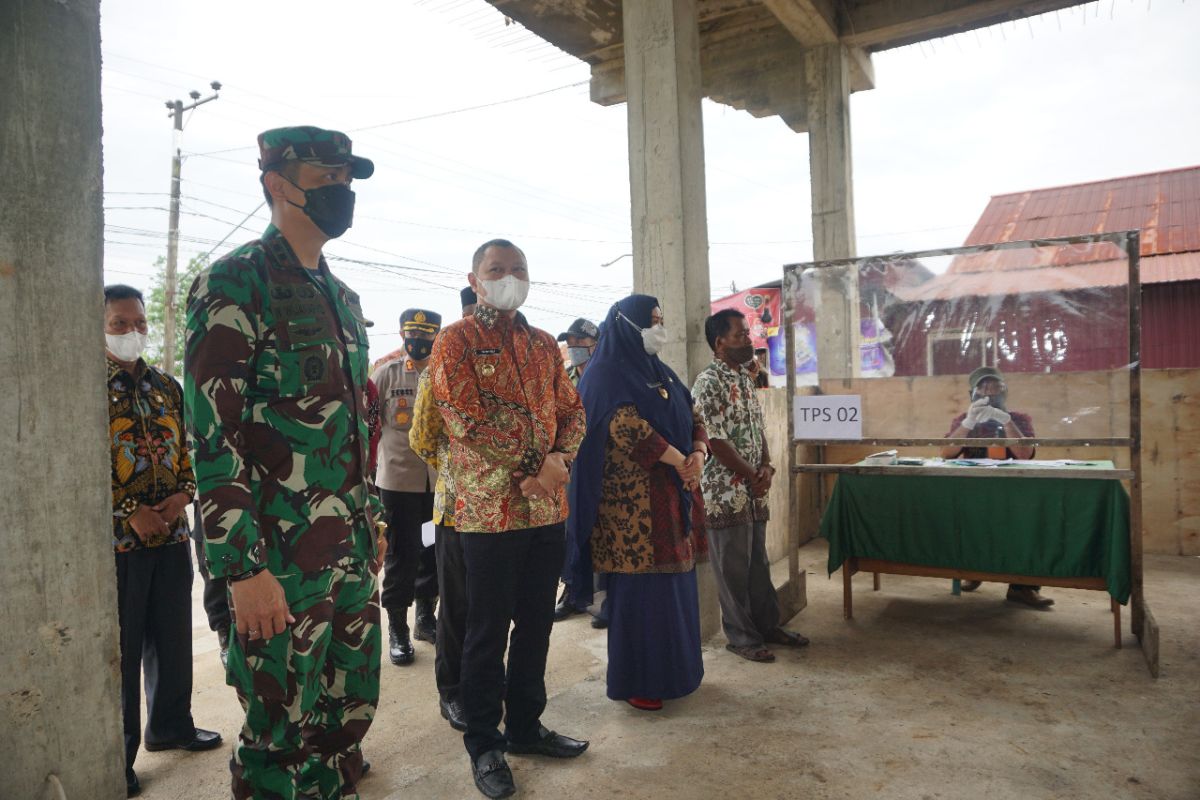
[163,80,221,376]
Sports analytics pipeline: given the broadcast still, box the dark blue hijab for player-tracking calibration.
[566,294,695,604]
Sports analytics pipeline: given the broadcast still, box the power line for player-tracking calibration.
[186,80,589,159]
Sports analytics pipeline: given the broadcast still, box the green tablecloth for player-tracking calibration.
[820,469,1131,603]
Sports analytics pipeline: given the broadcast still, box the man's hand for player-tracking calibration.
[535,452,570,494]
[751,464,775,497]
[518,475,552,500]
[152,492,191,527]
[230,570,294,643]
[373,523,388,575]
[962,398,990,430]
[128,504,170,543]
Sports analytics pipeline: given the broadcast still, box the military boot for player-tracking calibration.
[389,611,415,665]
[414,597,437,644]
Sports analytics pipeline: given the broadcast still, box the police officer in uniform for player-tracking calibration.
[185,126,386,800]
[372,309,442,664]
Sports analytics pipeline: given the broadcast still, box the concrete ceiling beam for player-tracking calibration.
[762,0,838,44]
[840,0,1091,50]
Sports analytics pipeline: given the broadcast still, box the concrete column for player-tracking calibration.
[623,0,721,638]
[624,0,713,386]
[0,2,125,798]
[805,43,861,381]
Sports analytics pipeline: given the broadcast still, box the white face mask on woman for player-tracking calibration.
[106,331,148,362]
[620,311,668,355]
[478,275,530,311]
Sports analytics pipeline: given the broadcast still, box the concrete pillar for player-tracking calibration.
[0,2,125,798]
[805,43,861,381]
[624,0,713,386]
[623,0,721,638]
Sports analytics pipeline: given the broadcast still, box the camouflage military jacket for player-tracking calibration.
[184,224,381,579]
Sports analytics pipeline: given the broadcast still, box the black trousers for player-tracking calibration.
[380,488,437,612]
[460,524,564,758]
[189,502,231,633]
[116,543,196,769]
[434,523,467,702]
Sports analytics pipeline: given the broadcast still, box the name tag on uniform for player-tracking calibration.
[474,348,500,356]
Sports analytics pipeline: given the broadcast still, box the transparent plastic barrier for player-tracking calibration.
[783,236,1135,446]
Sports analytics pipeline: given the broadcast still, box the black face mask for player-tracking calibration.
[726,343,755,365]
[283,175,356,239]
[405,338,433,361]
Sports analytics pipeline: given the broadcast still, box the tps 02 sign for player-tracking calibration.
[793,395,862,440]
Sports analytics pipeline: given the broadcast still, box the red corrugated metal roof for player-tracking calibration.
[893,252,1200,302]
[906,166,1200,297]
[955,165,1200,273]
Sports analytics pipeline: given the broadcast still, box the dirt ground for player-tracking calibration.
[133,540,1200,800]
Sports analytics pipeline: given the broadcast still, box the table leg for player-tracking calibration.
[1112,597,1122,649]
[843,562,853,620]
[951,578,961,596]
[872,572,881,591]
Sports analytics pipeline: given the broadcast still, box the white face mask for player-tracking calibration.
[641,324,668,355]
[106,331,148,362]
[478,275,530,312]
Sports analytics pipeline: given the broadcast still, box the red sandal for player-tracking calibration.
[626,697,663,711]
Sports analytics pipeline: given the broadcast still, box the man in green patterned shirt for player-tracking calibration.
[693,309,808,665]
[184,126,386,800]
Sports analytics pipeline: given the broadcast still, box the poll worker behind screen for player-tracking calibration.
[940,366,1051,608]
[430,239,589,799]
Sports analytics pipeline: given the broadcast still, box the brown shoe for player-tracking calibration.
[960,580,982,592]
[1006,586,1054,608]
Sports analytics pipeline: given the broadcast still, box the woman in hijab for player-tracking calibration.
[567,294,709,711]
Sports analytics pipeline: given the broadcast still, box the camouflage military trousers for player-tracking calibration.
[226,560,380,800]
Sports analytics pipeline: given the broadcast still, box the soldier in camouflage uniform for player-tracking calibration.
[184,126,386,800]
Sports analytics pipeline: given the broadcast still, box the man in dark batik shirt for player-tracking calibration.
[105,284,221,798]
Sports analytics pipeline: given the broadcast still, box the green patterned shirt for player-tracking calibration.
[692,358,770,529]
[184,225,381,579]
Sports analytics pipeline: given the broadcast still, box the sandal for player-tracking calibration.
[764,628,810,648]
[725,644,776,663]
[626,697,663,711]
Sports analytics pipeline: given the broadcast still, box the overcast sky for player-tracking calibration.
[99,0,1200,350]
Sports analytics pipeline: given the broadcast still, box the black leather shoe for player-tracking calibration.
[553,587,582,622]
[471,750,516,799]
[590,615,608,629]
[217,627,230,668]
[126,767,141,797]
[440,696,467,732]
[414,598,437,643]
[505,725,589,759]
[143,727,222,752]
[389,615,415,665]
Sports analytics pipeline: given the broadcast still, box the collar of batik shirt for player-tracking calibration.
[473,304,528,331]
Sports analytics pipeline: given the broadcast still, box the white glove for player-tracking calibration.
[962,398,990,430]
[980,406,1012,426]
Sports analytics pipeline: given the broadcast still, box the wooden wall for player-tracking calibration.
[760,368,1199,556]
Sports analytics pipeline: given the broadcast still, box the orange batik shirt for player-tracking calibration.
[429,305,586,533]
